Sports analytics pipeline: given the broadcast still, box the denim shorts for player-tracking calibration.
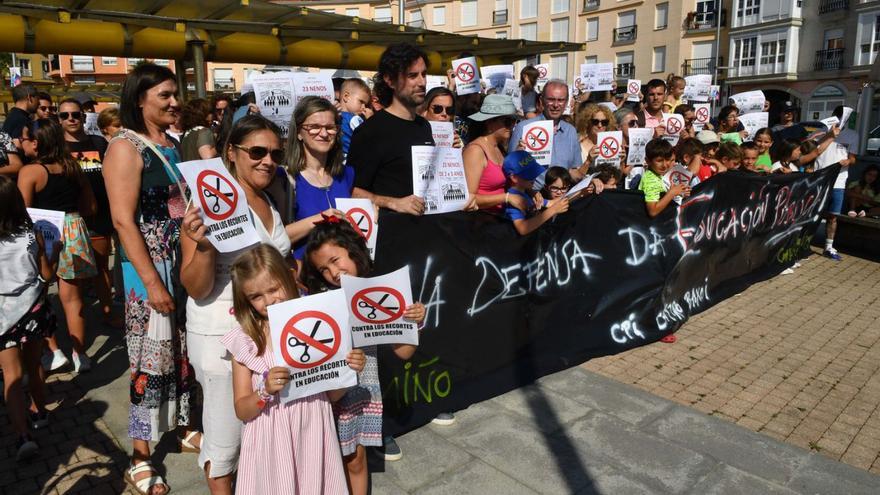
[826,188,845,215]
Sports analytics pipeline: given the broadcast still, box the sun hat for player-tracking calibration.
[467,94,518,122]
[696,130,720,145]
[503,150,545,180]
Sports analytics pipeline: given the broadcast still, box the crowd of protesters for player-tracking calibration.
[0,41,872,495]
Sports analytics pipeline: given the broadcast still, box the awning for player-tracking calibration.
[0,0,584,73]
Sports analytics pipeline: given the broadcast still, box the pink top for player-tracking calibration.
[221,328,348,495]
[475,145,507,212]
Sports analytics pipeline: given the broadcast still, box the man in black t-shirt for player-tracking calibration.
[349,43,434,215]
[2,83,39,149]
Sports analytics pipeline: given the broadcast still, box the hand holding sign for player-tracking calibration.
[521,120,555,166]
[341,267,419,347]
[594,131,623,168]
[336,198,378,260]
[452,57,480,95]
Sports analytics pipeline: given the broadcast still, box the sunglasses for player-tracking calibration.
[628,120,639,128]
[59,111,82,121]
[234,144,284,163]
[591,119,609,127]
[39,106,57,113]
[431,105,455,116]
[300,124,339,136]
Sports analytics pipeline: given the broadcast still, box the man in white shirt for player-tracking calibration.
[815,105,859,260]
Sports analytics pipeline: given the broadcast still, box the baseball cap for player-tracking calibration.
[696,130,720,145]
[503,150,545,181]
[780,101,798,113]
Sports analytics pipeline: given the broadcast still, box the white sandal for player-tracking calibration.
[179,430,201,453]
[124,460,170,495]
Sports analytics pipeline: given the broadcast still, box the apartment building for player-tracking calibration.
[289,0,730,89]
[9,54,55,88]
[725,0,880,122]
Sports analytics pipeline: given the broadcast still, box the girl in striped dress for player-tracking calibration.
[300,219,425,495]
[221,244,365,495]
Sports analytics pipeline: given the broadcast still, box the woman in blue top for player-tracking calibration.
[285,96,354,258]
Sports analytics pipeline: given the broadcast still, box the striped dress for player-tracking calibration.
[333,345,384,455]
[221,327,348,495]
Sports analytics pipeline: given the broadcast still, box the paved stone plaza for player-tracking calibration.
[2,247,878,494]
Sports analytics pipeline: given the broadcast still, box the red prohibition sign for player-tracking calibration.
[666,118,683,134]
[345,207,373,241]
[670,170,691,186]
[599,136,620,159]
[696,107,710,122]
[628,81,640,94]
[456,63,476,82]
[525,127,549,152]
[197,170,238,221]
[280,310,341,369]
[538,66,548,79]
[351,287,405,325]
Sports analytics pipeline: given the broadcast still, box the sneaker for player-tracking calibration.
[42,350,69,372]
[30,410,49,429]
[822,249,842,261]
[382,436,403,461]
[16,435,39,461]
[660,334,677,344]
[431,412,456,426]
[793,262,802,268]
[72,352,92,373]
[781,268,795,275]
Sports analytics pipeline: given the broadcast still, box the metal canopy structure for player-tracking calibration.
[0,0,583,76]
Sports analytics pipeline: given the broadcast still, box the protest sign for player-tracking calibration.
[663,164,693,204]
[336,198,378,260]
[839,107,854,128]
[820,116,840,129]
[267,289,357,402]
[452,57,480,95]
[522,120,554,166]
[251,72,296,136]
[341,266,419,347]
[693,103,711,131]
[84,112,102,136]
[292,72,334,106]
[564,172,599,200]
[594,131,623,168]
[26,208,64,259]
[480,64,515,92]
[579,63,614,91]
[815,142,849,169]
[627,128,654,166]
[429,121,455,148]
[426,75,447,91]
[709,85,720,101]
[535,64,550,86]
[730,90,765,114]
[599,102,618,114]
[663,113,685,146]
[626,79,641,102]
[684,75,711,102]
[411,146,469,214]
[501,79,523,113]
[739,112,769,141]
[177,158,261,253]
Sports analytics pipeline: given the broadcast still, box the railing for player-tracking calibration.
[493,9,508,25]
[818,0,848,14]
[814,48,844,71]
[374,16,392,23]
[615,63,635,78]
[681,57,720,76]
[214,79,235,91]
[686,9,726,31]
[20,68,32,77]
[613,25,637,43]
[583,0,599,13]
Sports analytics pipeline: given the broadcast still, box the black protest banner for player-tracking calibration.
[373,166,839,436]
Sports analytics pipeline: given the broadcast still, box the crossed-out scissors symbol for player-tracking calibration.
[202,177,235,213]
[357,294,398,320]
[287,320,334,363]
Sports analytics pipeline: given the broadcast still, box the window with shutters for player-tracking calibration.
[346,8,359,17]
[461,0,477,27]
[434,6,446,25]
[655,3,668,30]
[653,47,666,72]
[521,0,537,19]
[552,0,569,15]
[587,18,598,41]
[857,12,880,66]
[551,55,568,82]
[374,6,392,22]
[552,18,569,42]
[520,23,537,41]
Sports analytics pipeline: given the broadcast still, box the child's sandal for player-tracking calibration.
[178,430,201,453]
[124,460,170,495]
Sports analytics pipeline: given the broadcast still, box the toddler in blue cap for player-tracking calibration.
[502,150,571,235]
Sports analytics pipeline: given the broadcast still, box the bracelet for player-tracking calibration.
[256,371,275,409]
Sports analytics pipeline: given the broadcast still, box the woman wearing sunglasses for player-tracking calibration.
[421,87,463,148]
[462,94,529,213]
[575,104,619,172]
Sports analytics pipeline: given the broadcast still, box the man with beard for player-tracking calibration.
[350,43,434,215]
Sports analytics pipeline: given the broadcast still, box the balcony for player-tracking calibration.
[20,67,33,77]
[583,0,599,13]
[814,48,844,71]
[615,63,635,78]
[613,25,637,44]
[818,0,848,14]
[685,10,726,31]
[493,9,508,25]
[681,57,721,76]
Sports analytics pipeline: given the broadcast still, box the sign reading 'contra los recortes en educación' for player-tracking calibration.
[372,166,839,436]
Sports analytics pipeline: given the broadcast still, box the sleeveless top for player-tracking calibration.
[186,197,291,336]
[474,144,506,212]
[33,164,79,213]
[0,231,43,334]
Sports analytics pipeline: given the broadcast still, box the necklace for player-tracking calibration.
[302,167,333,189]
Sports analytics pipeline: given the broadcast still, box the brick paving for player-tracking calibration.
[584,247,880,475]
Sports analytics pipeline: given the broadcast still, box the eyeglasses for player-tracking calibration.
[431,105,455,116]
[591,119,609,127]
[58,112,82,121]
[548,186,570,193]
[233,144,284,163]
[627,120,639,128]
[300,124,339,136]
[494,116,517,128]
[39,106,57,113]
